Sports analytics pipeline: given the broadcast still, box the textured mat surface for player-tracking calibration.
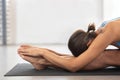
[4,63,120,76]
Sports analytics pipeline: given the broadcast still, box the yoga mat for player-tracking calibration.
[4,63,120,76]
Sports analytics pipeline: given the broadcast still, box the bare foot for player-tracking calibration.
[18,45,47,70]
[32,63,46,70]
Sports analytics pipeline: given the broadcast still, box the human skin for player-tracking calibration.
[18,19,120,72]
[18,45,120,71]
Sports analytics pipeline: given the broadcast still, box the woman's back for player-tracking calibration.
[100,17,120,46]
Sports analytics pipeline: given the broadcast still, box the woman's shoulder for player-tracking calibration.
[104,21,116,30]
[100,17,120,27]
[105,21,120,40]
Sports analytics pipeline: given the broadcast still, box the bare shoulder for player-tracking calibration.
[106,21,120,40]
[106,21,120,30]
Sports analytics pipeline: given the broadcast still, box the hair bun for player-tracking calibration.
[87,23,95,33]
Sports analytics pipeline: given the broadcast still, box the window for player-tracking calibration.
[0,0,16,45]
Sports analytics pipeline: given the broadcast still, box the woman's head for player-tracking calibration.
[68,23,97,57]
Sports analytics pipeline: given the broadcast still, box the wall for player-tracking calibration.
[103,0,120,20]
[16,0,103,44]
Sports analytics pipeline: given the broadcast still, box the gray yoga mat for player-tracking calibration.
[4,63,120,76]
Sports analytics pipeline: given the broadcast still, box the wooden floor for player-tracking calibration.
[0,45,120,80]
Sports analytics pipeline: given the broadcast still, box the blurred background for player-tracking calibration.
[0,0,120,46]
[1,0,120,80]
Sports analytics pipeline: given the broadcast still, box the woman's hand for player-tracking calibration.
[18,44,48,57]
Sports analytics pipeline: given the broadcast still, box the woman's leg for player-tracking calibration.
[82,49,120,70]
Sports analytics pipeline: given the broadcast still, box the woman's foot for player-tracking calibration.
[19,44,47,70]
[32,63,46,70]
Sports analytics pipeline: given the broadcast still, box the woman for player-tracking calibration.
[18,17,120,72]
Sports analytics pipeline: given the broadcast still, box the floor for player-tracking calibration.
[0,45,120,80]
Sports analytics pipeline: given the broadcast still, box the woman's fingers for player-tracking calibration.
[18,48,31,54]
[18,46,48,57]
[21,52,39,57]
[22,48,45,57]
[18,44,33,53]
[20,44,32,48]
[17,46,28,54]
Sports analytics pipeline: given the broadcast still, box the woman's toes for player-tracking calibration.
[21,44,32,48]
[21,44,30,47]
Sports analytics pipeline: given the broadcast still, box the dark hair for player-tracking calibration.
[68,23,97,57]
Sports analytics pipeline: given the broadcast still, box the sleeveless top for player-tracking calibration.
[100,17,120,46]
